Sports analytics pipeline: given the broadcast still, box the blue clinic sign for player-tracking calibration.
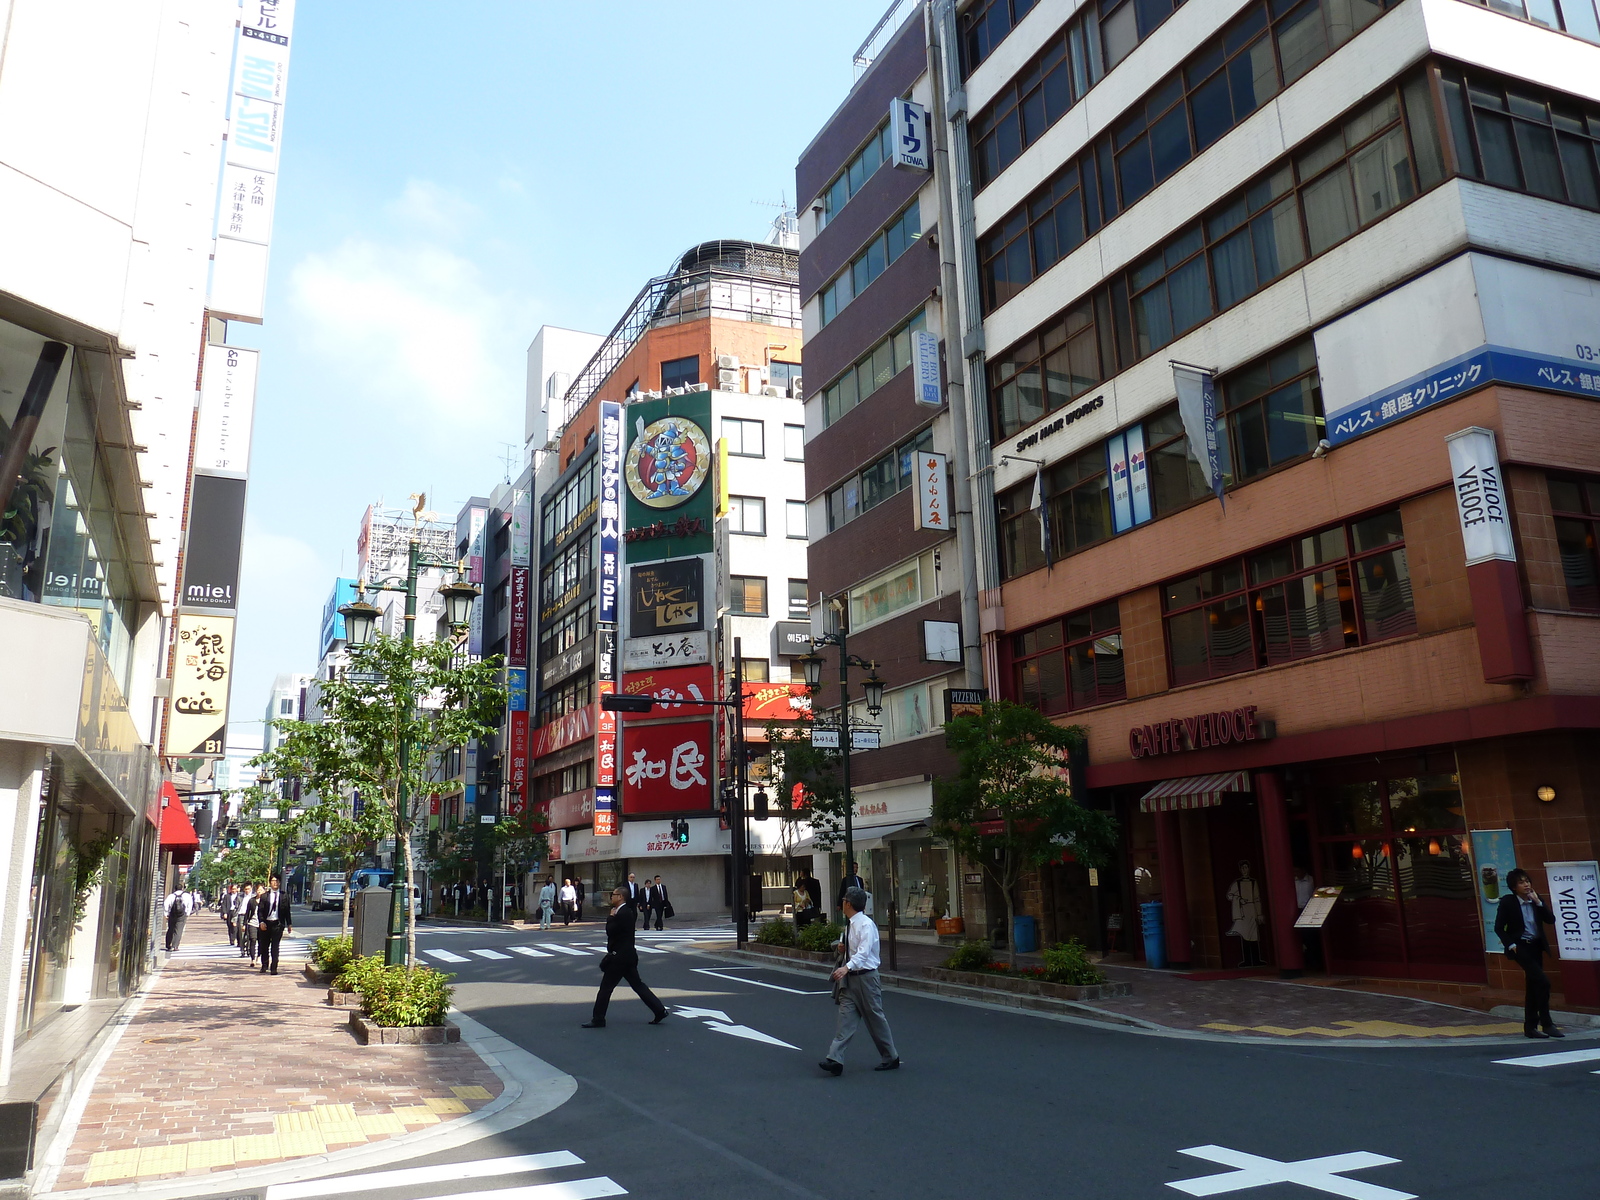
[1326,345,1600,446]
[598,400,623,625]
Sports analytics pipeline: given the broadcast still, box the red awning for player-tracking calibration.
[158,782,200,849]
[1139,770,1252,813]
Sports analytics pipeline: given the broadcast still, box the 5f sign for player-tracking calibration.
[893,99,930,171]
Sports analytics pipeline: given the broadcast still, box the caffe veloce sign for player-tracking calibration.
[1129,705,1275,758]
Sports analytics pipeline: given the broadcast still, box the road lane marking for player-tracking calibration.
[423,949,469,963]
[543,945,591,956]
[470,949,513,960]
[1493,1046,1600,1067]
[265,1152,585,1199]
[420,1179,624,1200]
[692,968,830,995]
[1168,1146,1413,1199]
[509,946,553,958]
[672,1005,799,1050]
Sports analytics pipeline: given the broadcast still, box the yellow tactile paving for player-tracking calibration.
[313,1103,359,1125]
[275,1130,329,1157]
[83,1148,140,1184]
[182,1138,238,1169]
[390,1105,441,1125]
[451,1085,492,1100]
[1201,1018,1524,1038]
[274,1111,320,1135]
[135,1145,189,1176]
[232,1133,284,1161]
[316,1121,369,1144]
[357,1113,409,1135]
[423,1097,470,1114]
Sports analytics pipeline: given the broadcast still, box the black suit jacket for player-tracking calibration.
[601,905,640,971]
[257,890,292,929]
[802,878,822,910]
[1494,893,1553,955]
[650,885,668,909]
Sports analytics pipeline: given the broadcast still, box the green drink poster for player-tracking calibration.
[1471,828,1516,953]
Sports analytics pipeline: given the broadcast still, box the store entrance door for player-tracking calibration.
[1207,798,1272,969]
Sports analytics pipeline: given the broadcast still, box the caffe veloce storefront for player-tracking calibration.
[1082,696,1600,1005]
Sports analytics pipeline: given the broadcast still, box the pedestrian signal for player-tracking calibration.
[671,818,690,845]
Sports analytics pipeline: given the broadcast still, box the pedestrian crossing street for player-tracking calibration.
[420,926,731,966]
[168,938,311,961]
[261,1150,626,1200]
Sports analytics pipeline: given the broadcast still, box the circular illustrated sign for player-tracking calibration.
[625,417,712,509]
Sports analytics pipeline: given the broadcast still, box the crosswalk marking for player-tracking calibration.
[169,938,311,961]
[1493,1046,1600,1067]
[424,948,470,963]
[470,948,513,960]
[265,1152,585,1200]
[543,944,591,956]
[509,945,553,958]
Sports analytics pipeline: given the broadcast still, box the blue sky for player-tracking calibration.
[228,0,883,749]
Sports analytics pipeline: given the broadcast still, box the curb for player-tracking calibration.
[712,948,1600,1049]
[35,1007,575,1200]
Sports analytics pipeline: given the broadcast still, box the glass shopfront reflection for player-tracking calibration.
[860,835,953,930]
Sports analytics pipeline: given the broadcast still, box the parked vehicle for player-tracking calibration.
[311,879,346,912]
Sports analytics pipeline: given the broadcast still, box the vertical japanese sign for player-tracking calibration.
[910,330,942,407]
[510,488,532,567]
[1107,425,1152,533]
[598,401,624,625]
[210,0,296,324]
[1545,861,1600,961]
[507,666,528,817]
[1445,427,1516,564]
[509,566,531,664]
[893,98,930,170]
[195,345,259,476]
[594,682,619,837]
[1172,364,1224,507]
[468,511,486,658]
[166,614,234,757]
[914,451,948,531]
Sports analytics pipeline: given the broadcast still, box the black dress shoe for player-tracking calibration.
[1543,1025,1566,1039]
[874,1058,901,1071]
[581,1020,606,1028]
[650,1012,668,1024]
[1525,1029,1550,1039]
[818,1059,843,1076]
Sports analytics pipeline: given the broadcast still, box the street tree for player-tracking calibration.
[765,711,851,861]
[933,701,1117,967]
[251,632,504,965]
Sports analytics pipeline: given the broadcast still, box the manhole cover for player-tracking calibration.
[143,1036,199,1044]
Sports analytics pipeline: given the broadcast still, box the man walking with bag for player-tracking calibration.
[819,886,899,1075]
[581,887,668,1028]
[163,884,192,952]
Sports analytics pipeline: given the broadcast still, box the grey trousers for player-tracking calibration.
[827,970,897,1064]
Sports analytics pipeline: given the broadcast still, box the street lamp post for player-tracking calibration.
[798,612,884,920]
[340,536,480,968]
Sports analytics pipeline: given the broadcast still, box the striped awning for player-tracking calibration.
[1139,770,1252,813]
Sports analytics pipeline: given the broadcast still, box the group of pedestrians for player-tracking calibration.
[213,875,294,975]
[529,874,673,930]
[534,877,586,927]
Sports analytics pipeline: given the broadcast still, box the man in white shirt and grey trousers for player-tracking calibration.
[819,887,899,1075]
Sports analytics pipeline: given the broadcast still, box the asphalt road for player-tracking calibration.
[271,910,1600,1200]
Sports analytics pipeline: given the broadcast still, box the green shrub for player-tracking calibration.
[755,919,796,946]
[798,920,845,953]
[1040,938,1106,986]
[359,963,455,1027]
[943,940,993,972]
[312,934,355,975]
[333,953,386,995]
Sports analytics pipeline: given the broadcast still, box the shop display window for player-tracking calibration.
[1163,507,1416,686]
[1548,473,1600,610]
[1013,600,1125,713]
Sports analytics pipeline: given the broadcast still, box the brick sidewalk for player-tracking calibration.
[50,931,501,1190]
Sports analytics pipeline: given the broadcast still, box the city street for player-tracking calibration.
[155,910,1594,1200]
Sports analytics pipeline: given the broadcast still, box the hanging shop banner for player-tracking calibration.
[629,557,704,637]
[509,566,531,664]
[624,629,711,672]
[511,488,533,567]
[1471,828,1518,953]
[593,787,618,837]
[1544,860,1600,961]
[596,681,618,789]
[195,344,259,476]
[1172,364,1224,506]
[547,828,564,861]
[598,400,624,623]
[893,98,930,170]
[1445,427,1516,565]
[910,329,942,407]
[182,474,247,612]
[167,614,234,758]
[621,664,716,720]
[742,681,810,722]
[1107,424,1151,533]
[623,392,713,561]
[914,450,948,531]
[507,709,528,815]
[621,720,712,814]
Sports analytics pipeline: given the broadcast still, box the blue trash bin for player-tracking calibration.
[1140,900,1166,969]
[1011,914,1037,955]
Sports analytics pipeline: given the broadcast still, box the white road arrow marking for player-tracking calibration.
[1168,1146,1414,1200]
[674,1006,732,1022]
[705,1021,799,1049]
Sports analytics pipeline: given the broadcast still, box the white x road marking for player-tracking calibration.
[672,1005,798,1049]
[1168,1146,1414,1200]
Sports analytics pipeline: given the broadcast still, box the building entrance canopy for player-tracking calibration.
[1139,771,1252,812]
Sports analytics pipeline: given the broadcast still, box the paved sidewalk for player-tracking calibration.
[47,931,501,1191]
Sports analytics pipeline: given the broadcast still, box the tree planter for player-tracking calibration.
[348,1011,460,1045]
[922,966,1132,1001]
[327,988,361,1007]
[748,944,837,965]
[303,964,334,986]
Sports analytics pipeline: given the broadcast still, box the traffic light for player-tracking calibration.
[601,693,655,713]
[671,818,689,845]
[752,788,770,822]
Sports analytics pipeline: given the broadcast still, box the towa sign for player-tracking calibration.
[1129,705,1275,759]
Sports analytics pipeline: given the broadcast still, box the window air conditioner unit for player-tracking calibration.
[760,385,784,397]
[790,376,803,398]
[715,354,739,371]
[666,385,684,396]
[717,368,739,388]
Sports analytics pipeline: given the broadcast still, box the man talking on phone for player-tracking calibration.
[1494,868,1564,1039]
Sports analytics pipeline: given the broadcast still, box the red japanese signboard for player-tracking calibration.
[741,681,810,722]
[545,787,594,829]
[507,709,528,815]
[621,720,712,814]
[595,682,618,789]
[621,664,716,720]
[531,704,594,758]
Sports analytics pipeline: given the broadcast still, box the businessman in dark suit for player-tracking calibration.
[649,875,669,931]
[256,874,293,976]
[582,887,668,1028]
[1494,868,1564,1039]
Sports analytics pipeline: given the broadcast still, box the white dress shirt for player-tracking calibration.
[842,910,881,972]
